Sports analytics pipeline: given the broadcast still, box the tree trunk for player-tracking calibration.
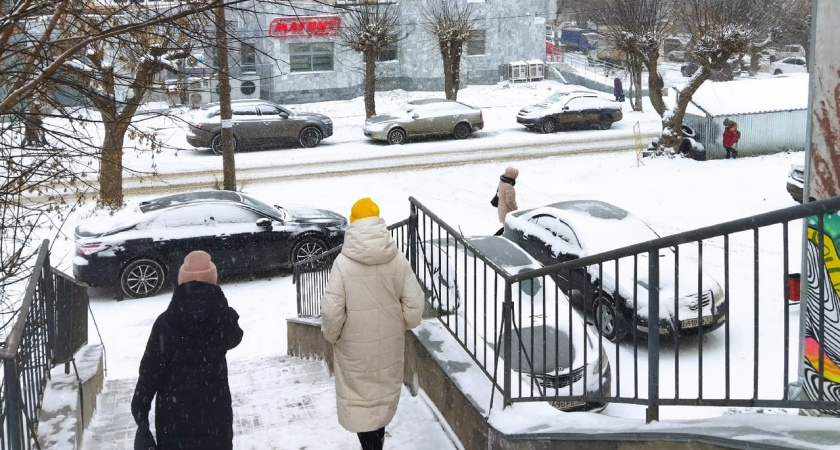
[660,72,710,152]
[99,122,129,208]
[441,42,456,100]
[215,4,236,191]
[645,53,666,117]
[364,52,377,118]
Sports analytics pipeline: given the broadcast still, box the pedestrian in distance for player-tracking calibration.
[321,197,425,450]
[131,250,243,450]
[23,103,45,147]
[495,167,519,236]
[723,118,741,159]
[613,77,625,102]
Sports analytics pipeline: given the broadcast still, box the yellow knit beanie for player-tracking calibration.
[350,198,380,223]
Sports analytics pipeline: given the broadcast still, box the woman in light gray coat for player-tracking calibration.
[321,197,425,450]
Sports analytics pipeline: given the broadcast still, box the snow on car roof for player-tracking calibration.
[672,73,808,117]
[511,200,660,257]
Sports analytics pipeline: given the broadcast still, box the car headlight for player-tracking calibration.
[322,118,332,124]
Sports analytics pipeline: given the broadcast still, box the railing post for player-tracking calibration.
[4,360,24,450]
[647,249,660,423]
[44,241,55,365]
[503,281,513,406]
[409,203,418,274]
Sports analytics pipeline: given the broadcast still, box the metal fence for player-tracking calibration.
[295,197,840,421]
[0,240,90,449]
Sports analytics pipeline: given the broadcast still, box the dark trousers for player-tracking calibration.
[357,427,385,450]
[725,147,738,159]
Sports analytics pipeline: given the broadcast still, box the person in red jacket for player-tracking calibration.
[723,119,740,159]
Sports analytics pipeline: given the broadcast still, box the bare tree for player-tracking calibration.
[338,2,400,118]
[420,0,484,101]
[660,0,786,152]
[591,0,674,115]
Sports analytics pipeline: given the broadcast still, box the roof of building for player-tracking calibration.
[674,73,809,117]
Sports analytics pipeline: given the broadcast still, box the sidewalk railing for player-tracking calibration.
[0,240,90,449]
[295,197,840,421]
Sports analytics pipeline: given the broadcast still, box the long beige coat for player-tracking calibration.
[321,216,425,433]
[497,167,519,223]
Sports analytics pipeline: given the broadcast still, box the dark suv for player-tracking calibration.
[185,100,333,154]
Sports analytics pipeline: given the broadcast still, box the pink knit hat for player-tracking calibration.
[178,250,218,285]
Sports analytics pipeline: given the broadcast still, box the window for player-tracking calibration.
[290,43,334,72]
[241,43,256,72]
[231,105,258,116]
[377,34,398,62]
[466,30,486,56]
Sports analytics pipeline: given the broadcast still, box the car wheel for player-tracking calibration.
[120,258,165,299]
[598,115,613,130]
[299,126,322,148]
[774,69,783,75]
[291,236,328,269]
[211,134,237,155]
[593,293,623,342]
[453,122,471,139]
[540,117,557,134]
[387,128,406,145]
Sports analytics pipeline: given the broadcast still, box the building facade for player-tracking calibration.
[194,0,547,104]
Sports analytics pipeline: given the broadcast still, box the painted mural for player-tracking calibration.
[804,219,840,414]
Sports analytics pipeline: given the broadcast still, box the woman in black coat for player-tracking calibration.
[131,250,243,450]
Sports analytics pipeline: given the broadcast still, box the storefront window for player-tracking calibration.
[241,43,256,72]
[377,34,398,62]
[467,30,486,56]
[290,43,334,72]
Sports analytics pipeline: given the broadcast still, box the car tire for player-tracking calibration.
[120,258,166,299]
[598,115,613,130]
[540,117,557,134]
[291,236,328,269]
[211,134,237,155]
[453,122,471,139]
[387,128,406,145]
[774,69,783,75]
[593,293,623,342]
[299,126,323,148]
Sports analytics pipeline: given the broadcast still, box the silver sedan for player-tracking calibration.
[363,98,484,145]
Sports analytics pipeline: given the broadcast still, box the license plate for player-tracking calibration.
[681,316,715,328]
[549,400,586,410]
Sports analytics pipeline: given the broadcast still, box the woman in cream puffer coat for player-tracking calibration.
[321,198,425,448]
[497,166,519,223]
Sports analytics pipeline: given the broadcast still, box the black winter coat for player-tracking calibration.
[131,281,243,450]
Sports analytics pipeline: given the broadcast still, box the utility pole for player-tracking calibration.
[214,0,236,191]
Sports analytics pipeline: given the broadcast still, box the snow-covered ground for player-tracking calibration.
[27,73,820,448]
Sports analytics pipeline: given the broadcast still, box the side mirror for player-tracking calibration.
[256,218,273,230]
[279,112,289,119]
[412,113,420,119]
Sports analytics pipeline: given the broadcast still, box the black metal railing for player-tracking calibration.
[295,196,840,422]
[0,240,90,449]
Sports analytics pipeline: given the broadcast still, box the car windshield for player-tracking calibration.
[540,93,568,105]
[239,193,286,220]
[393,104,416,116]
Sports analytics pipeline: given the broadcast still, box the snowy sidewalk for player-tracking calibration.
[81,355,461,450]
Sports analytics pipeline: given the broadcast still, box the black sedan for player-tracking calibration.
[503,200,727,342]
[516,91,623,133]
[73,190,347,299]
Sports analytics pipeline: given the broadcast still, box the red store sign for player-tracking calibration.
[269,16,341,38]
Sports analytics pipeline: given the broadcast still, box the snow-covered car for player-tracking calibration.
[770,57,807,75]
[516,91,623,133]
[362,98,484,145]
[185,99,334,154]
[73,190,347,299]
[420,236,611,412]
[503,200,728,342]
[786,164,815,203]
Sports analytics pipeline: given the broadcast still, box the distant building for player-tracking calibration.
[183,0,546,104]
[672,74,809,159]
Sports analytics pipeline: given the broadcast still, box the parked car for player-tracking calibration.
[185,99,334,154]
[516,91,623,133]
[503,200,728,342]
[363,98,483,145]
[680,60,741,80]
[786,164,814,203]
[770,57,807,75]
[766,44,806,62]
[73,190,347,299]
[420,235,611,412]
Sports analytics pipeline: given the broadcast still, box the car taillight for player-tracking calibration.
[76,243,110,256]
[191,123,203,130]
[480,110,483,120]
